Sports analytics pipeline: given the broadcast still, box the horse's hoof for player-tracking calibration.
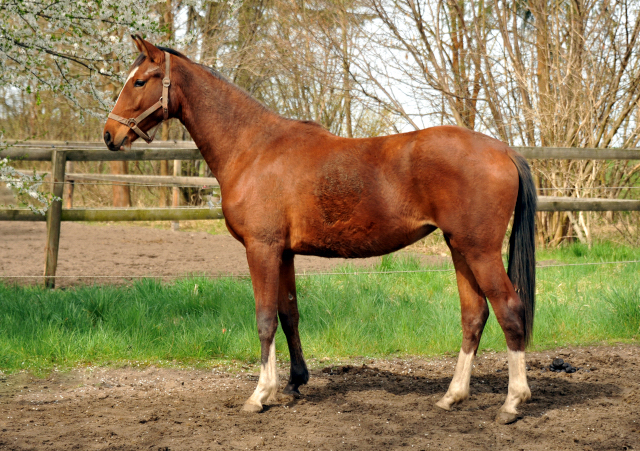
[283,385,302,398]
[435,398,452,411]
[495,411,521,424]
[241,401,263,413]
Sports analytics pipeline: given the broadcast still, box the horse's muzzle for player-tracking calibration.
[104,131,126,151]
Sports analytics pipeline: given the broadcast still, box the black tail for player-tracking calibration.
[507,152,536,346]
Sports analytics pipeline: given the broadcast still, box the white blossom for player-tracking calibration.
[0,0,162,212]
[0,154,57,215]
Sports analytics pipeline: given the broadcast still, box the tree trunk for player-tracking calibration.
[341,10,353,138]
[110,161,131,207]
[159,0,173,208]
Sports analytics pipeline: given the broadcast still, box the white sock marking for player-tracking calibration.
[246,340,278,408]
[437,350,474,409]
[500,349,531,414]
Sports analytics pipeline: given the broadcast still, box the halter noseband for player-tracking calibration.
[108,51,171,144]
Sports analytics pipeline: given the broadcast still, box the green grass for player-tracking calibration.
[0,242,638,374]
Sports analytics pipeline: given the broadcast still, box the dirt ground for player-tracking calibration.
[1,223,639,449]
[0,222,450,287]
[0,345,638,450]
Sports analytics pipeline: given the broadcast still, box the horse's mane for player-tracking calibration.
[132,46,326,130]
[130,46,236,88]
[157,46,186,58]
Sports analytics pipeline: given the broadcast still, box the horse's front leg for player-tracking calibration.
[242,242,282,413]
[278,252,309,396]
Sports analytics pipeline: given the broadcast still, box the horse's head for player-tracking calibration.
[103,35,172,150]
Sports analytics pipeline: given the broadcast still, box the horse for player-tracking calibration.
[103,35,536,424]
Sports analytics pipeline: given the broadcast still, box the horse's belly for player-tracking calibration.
[290,219,435,258]
[290,159,436,257]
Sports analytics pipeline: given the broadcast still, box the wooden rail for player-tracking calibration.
[537,197,640,211]
[63,173,219,187]
[516,147,640,160]
[3,142,640,161]
[0,207,224,222]
[1,196,638,223]
[37,172,219,187]
[0,147,202,161]
[1,141,639,287]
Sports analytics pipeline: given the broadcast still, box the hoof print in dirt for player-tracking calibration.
[322,365,353,376]
[548,358,579,373]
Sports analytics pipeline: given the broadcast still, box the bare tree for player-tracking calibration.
[256,0,392,136]
[358,0,640,244]
[5,0,638,243]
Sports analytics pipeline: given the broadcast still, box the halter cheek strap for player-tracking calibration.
[108,51,171,144]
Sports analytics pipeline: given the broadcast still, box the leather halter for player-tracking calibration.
[108,51,171,144]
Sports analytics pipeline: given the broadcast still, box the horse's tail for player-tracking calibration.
[506,151,536,346]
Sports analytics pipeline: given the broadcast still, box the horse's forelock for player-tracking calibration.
[131,53,146,70]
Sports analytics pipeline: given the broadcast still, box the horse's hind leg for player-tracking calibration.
[436,245,489,411]
[277,252,309,396]
[465,252,531,424]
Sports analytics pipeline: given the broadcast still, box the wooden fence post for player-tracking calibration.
[43,150,66,288]
[171,159,181,231]
[64,160,74,209]
[110,161,131,207]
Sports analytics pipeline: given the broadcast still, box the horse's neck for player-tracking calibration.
[176,67,282,182]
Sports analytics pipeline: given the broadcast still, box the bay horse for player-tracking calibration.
[104,36,536,424]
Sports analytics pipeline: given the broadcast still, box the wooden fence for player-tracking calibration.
[1,141,639,287]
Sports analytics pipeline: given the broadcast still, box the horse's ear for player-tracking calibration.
[131,34,164,63]
[131,35,145,53]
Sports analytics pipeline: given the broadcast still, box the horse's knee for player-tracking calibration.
[278,311,299,336]
[256,313,278,341]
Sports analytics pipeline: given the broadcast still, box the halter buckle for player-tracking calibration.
[162,78,171,88]
[128,119,138,128]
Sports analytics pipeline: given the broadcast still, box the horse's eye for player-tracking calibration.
[134,80,146,87]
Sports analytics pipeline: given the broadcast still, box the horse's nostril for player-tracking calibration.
[104,131,111,145]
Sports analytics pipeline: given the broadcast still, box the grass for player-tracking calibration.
[0,241,638,374]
